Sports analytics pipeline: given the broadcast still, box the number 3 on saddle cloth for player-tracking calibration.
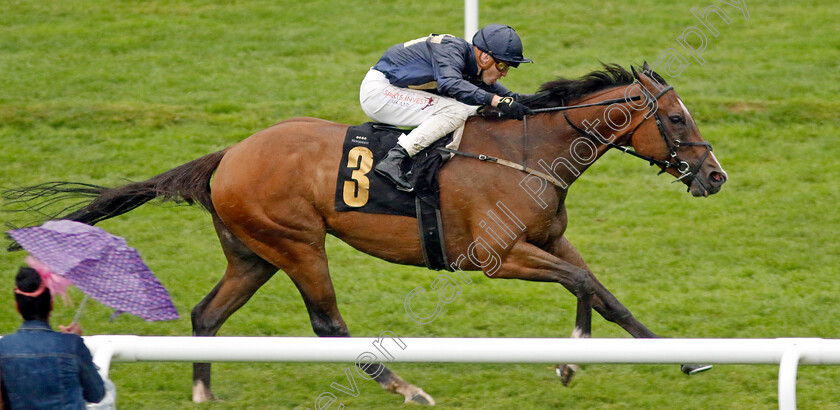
[334,122,454,271]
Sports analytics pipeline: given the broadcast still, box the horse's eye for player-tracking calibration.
[669,115,684,124]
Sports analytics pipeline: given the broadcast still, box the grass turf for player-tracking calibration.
[1,0,839,408]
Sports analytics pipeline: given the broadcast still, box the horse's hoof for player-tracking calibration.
[191,391,215,403]
[192,381,218,403]
[681,363,713,375]
[556,364,579,386]
[404,386,435,405]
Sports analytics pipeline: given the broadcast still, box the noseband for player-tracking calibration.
[562,85,713,188]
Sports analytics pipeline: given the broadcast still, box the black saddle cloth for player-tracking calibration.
[334,122,451,216]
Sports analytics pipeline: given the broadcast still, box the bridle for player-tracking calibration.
[443,81,714,191]
[560,85,713,187]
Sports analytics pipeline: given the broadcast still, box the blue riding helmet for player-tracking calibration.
[472,24,533,67]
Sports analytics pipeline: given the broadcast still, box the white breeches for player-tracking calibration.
[360,69,478,157]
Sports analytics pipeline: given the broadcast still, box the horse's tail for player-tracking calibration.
[4,149,228,229]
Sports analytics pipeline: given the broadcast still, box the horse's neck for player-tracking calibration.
[462,86,645,191]
[528,86,650,186]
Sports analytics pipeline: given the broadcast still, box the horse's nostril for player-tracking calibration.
[709,171,726,185]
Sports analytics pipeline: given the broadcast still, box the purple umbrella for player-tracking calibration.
[8,220,179,321]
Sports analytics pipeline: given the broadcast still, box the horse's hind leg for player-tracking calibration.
[191,215,279,402]
[233,223,435,405]
[294,270,435,405]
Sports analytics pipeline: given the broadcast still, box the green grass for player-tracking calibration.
[1,0,839,408]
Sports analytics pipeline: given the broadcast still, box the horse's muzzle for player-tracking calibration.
[689,168,727,197]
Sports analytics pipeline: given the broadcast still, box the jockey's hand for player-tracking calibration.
[496,96,534,120]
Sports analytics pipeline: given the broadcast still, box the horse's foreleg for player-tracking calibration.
[590,287,713,374]
[493,239,597,385]
[550,237,655,338]
[494,239,597,333]
[550,236,645,385]
[553,237,712,377]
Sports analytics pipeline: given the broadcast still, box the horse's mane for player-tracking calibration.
[522,63,669,109]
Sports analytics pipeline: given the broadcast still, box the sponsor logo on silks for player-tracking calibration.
[420,96,435,111]
[380,89,438,111]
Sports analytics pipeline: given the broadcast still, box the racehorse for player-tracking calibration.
[6,63,726,404]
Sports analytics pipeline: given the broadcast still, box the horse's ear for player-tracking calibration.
[642,60,651,71]
[631,65,642,82]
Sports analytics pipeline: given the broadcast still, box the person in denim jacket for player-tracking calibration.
[0,266,105,409]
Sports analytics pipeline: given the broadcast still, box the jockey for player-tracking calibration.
[360,24,534,192]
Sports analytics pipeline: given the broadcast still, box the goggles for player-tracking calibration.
[494,59,516,72]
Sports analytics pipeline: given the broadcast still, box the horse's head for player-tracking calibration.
[628,64,727,197]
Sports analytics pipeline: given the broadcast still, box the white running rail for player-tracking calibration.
[83,336,840,410]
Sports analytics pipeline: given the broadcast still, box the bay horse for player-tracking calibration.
[6,63,726,404]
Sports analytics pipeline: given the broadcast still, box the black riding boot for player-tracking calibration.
[375,145,414,192]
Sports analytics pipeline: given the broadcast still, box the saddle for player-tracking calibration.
[334,122,454,270]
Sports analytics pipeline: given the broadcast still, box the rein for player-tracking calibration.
[532,95,643,113]
[442,95,650,189]
[562,85,712,186]
[521,95,645,172]
[446,85,713,190]
[561,88,676,170]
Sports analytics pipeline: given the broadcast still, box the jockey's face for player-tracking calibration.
[475,48,507,85]
[481,58,508,85]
